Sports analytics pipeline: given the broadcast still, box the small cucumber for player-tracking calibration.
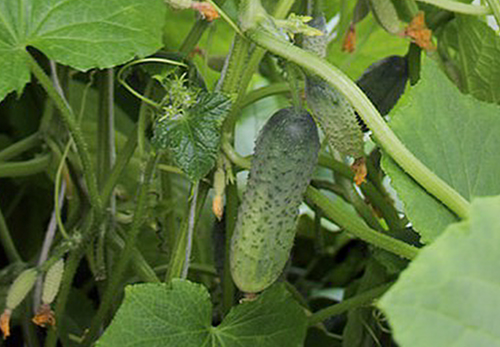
[302,16,365,159]
[42,259,65,305]
[230,107,319,293]
[306,75,365,158]
[6,268,37,310]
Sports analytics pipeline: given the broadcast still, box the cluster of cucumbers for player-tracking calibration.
[230,15,365,294]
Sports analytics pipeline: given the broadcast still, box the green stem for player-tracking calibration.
[416,0,491,15]
[0,133,41,161]
[319,153,404,231]
[222,181,238,315]
[165,182,209,282]
[108,229,160,283]
[26,54,103,214]
[485,0,500,25]
[101,124,139,204]
[223,0,295,132]
[96,69,115,187]
[0,154,51,177]
[246,27,470,219]
[221,140,251,169]
[83,153,158,345]
[179,20,210,56]
[182,182,200,278]
[306,187,418,260]
[0,208,22,262]
[240,82,300,108]
[308,282,392,326]
[218,35,251,96]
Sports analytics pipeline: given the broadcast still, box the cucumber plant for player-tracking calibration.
[0,0,499,346]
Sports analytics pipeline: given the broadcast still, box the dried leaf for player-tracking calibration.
[352,157,367,186]
[0,310,11,339]
[342,24,357,53]
[403,12,435,51]
[191,2,219,22]
[32,304,56,328]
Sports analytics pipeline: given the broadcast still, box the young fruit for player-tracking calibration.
[230,107,319,293]
[42,259,64,305]
[6,268,37,311]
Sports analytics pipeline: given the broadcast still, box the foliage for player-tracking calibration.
[0,0,499,346]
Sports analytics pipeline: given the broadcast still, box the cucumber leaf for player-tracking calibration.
[96,280,308,347]
[379,196,500,347]
[0,0,165,101]
[382,58,500,243]
[152,92,231,181]
[441,16,500,104]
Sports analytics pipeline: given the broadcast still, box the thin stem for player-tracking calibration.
[83,153,158,345]
[206,0,243,36]
[306,187,418,260]
[108,229,160,283]
[0,133,41,161]
[308,282,392,326]
[222,181,238,315]
[35,180,66,308]
[54,144,71,239]
[181,182,200,278]
[179,20,210,56]
[240,82,298,108]
[221,140,251,169]
[101,124,139,204]
[0,208,22,262]
[117,58,186,109]
[485,0,500,25]
[165,183,210,282]
[97,69,115,187]
[157,163,185,176]
[0,154,51,177]
[246,27,470,219]
[416,0,491,15]
[26,54,103,214]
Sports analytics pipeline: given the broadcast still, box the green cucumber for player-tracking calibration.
[230,107,319,293]
[302,16,365,159]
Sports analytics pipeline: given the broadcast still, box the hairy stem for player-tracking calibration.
[83,153,158,345]
[27,54,103,214]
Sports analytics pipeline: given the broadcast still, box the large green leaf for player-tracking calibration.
[0,0,165,101]
[441,16,500,104]
[152,92,231,181]
[382,59,500,243]
[379,195,500,347]
[96,279,308,347]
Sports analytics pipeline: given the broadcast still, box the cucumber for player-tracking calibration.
[302,16,365,159]
[306,75,365,158]
[230,107,319,293]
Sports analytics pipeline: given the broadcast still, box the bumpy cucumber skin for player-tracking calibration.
[302,15,364,159]
[305,75,365,158]
[230,108,319,293]
[301,16,328,58]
